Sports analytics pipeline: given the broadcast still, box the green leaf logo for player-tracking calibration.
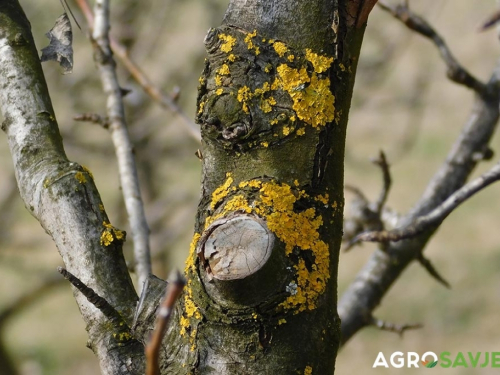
[426,361,438,368]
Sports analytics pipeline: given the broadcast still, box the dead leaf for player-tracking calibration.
[40,13,73,74]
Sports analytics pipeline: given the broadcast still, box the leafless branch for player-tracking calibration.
[370,316,422,337]
[74,0,200,142]
[92,0,151,288]
[73,112,110,128]
[145,270,185,375]
[478,9,500,32]
[372,150,391,215]
[416,253,450,289]
[378,0,487,94]
[352,160,500,244]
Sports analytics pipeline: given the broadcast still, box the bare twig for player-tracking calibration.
[378,1,487,94]
[416,253,450,288]
[58,267,129,329]
[74,0,200,142]
[352,160,500,244]
[92,0,151,288]
[145,270,185,375]
[370,316,422,337]
[478,9,500,32]
[372,150,391,215]
[73,112,109,128]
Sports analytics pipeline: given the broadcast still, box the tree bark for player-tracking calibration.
[0,0,375,374]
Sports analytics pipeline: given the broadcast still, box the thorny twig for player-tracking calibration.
[478,9,500,32]
[416,253,450,289]
[378,0,487,94]
[74,0,200,142]
[145,271,185,375]
[352,160,500,244]
[92,0,151,288]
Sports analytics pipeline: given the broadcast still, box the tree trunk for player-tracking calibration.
[0,0,375,373]
[155,1,375,373]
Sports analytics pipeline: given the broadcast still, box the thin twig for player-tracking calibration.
[73,112,109,128]
[145,270,185,375]
[372,150,391,215]
[58,267,129,328]
[370,316,422,337]
[92,0,151,288]
[416,253,450,289]
[74,0,200,142]
[478,9,500,32]
[378,0,487,94]
[352,160,500,244]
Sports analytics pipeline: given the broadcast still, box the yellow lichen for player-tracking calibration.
[261,141,269,148]
[82,166,93,180]
[275,64,335,128]
[198,101,205,114]
[305,48,334,73]
[217,64,230,76]
[215,75,223,86]
[283,126,291,136]
[218,33,236,53]
[260,96,276,113]
[228,54,236,62]
[278,318,287,325]
[315,194,329,205]
[204,176,330,313]
[244,30,260,55]
[264,65,271,73]
[75,171,86,184]
[199,76,205,85]
[296,128,305,136]
[273,41,288,57]
[100,221,125,246]
[287,55,295,62]
[237,86,253,114]
[216,88,223,96]
[210,173,234,209]
[304,366,313,375]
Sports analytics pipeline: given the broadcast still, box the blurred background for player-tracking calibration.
[0,0,499,374]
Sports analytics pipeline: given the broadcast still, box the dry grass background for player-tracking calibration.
[0,0,499,374]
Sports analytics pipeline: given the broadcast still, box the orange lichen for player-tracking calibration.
[218,33,236,53]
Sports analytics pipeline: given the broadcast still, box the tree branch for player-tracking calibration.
[74,0,200,142]
[370,316,422,337]
[145,271,185,375]
[339,11,500,344]
[353,160,500,243]
[378,0,487,94]
[92,0,151,288]
[0,2,144,373]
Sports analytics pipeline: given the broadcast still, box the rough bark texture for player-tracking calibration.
[152,1,371,374]
[0,0,374,374]
[0,1,144,374]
